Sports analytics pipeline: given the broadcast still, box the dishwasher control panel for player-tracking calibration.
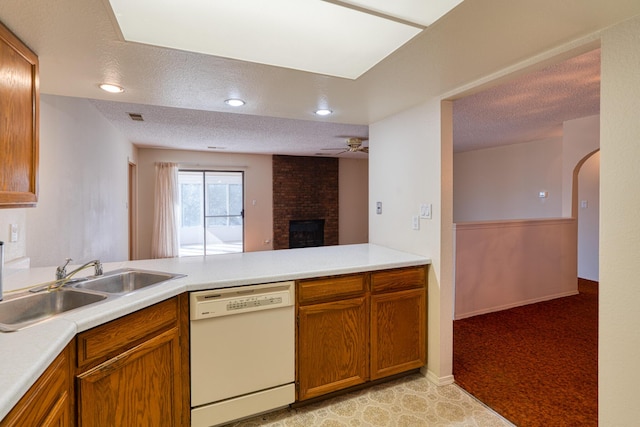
[227,295,283,311]
[190,281,294,320]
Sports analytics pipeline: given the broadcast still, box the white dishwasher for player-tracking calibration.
[190,281,295,427]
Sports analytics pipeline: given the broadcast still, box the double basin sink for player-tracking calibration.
[0,269,184,332]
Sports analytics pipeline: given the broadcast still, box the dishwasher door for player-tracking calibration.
[190,281,295,414]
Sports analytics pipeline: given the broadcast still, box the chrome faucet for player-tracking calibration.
[56,258,103,281]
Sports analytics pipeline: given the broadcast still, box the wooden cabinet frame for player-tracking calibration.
[0,21,39,207]
[296,266,427,401]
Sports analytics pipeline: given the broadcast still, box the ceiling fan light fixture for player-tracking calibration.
[225,98,246,107]
[99,83,124,93]
[315,109,332,116]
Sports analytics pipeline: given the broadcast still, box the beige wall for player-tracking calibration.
[454,137,563,222]
[600,14,640,425]
[339,159,368,245]
[562,115,600,216]
[135,149,274,260]
[454,218,578,319]
[577,151,599,281]
[135,151,369,259]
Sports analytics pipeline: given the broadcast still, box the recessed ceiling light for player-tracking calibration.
[99,83,124,93]
[225,98,245,107]
[315,109,333,116]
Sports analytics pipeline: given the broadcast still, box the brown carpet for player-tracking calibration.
[453,279,598,427]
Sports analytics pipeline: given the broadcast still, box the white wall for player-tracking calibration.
[0,209,27,264]
[562,115,600,216]
[453,138,563,222]
[24,95,134,267]
[600,14,640,425]
[339,158,368,245]
[369,98,453,384]
[136,149,274,260]
[577,151,599,281]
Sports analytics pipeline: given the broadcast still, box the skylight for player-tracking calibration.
[107,0,463,79]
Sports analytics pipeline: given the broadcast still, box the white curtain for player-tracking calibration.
[151,162,179,258]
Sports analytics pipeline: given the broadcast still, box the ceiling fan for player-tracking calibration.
[322,137,369,155]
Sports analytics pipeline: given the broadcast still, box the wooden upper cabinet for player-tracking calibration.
[0,20,39,208]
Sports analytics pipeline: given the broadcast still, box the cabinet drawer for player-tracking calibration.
[298,274,367,305]
[76,297,178,370]
[371,266,426,294]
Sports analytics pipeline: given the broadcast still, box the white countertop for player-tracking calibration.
[0,244,429,420]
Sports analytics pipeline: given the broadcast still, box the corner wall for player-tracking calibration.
[25,95,135,267]
[599,14,640,425]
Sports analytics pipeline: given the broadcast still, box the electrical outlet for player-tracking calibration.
[376,202,382,215]
[412,215,420,230]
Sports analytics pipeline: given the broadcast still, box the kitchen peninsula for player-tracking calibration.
[0,243,429,424]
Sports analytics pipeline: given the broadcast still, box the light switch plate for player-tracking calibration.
[419,203,432,219]
[376,202,382,215]
[10,224,18,242]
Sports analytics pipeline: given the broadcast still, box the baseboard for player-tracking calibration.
[454,290,579,320]
[422,367,455,386]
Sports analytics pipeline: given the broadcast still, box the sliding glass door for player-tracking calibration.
[178,170,244,256]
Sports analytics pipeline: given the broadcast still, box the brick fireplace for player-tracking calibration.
[272,155,338,250]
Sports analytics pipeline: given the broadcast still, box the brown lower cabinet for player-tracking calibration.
[297,295,369,400]
[0,294,190,427]
[0,341,74,427]
[296,266,427,401]
[75,294,189,427]
[3,266,426,424]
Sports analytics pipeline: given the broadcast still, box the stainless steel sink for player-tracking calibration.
[72,269,184,295]
[0,288,108,332]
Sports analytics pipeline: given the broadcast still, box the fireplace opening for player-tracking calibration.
[289,219,325,248]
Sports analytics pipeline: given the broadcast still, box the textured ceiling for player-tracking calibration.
[90,100,369,157]
[453,49,600,152]
[0,0,611,157]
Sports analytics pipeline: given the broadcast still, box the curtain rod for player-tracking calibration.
[177,162,249,170]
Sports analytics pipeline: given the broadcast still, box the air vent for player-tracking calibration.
[128,113,144,121]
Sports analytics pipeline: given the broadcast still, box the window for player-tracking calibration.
[178,170,244,256]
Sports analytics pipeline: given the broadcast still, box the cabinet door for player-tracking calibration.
[77,328,183,427]
[297,296,368,401]
[371,288,426,380]
[1,343,73,427]
[0,21,39,208]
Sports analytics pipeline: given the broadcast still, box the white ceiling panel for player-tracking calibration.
[108,0,422,79]
[334,0,464,26]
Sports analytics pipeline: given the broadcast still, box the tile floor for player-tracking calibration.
[228,374,514,427]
